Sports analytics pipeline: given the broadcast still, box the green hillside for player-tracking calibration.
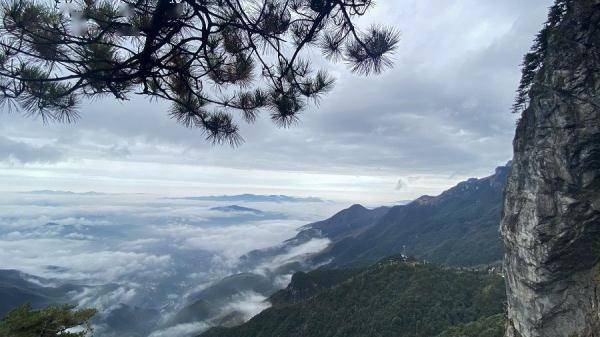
[436,313,505,337]
[315,165,510,267]
[200,256,506,337]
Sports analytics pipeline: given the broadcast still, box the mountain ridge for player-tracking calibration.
[209,205,264,214]
[307,164,511,267]
[170,194,324,203]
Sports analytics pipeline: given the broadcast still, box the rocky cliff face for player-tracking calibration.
[501,1,600,337]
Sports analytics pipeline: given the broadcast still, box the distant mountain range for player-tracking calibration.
[24,190,107,196]
[200,256,506,337]
[172,194,324,203]
[209,205,264,214]
[296,164,510,267]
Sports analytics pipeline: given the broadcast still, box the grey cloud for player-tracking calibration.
[0,136,63,164]
[124,0,551,176]
[219,291,270,321]
[395,179,407,191]
[148,322,209,337]
[0,1,555,197]
[106,145,131,158]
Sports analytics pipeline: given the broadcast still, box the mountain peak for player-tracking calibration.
[347,204,368,212]
[413,195,436,205]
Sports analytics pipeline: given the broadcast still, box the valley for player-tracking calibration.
[0,164,511,336]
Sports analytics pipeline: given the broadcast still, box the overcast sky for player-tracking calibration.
[0,0,553,204]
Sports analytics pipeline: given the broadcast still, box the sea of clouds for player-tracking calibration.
[0,191,342,336]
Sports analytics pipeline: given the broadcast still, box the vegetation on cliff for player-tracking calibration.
[0,304,96,337]
[201,256,506,337]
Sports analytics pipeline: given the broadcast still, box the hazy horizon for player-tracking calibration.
[0,0,553,204]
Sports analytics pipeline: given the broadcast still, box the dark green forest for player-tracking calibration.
[201,256,506,337]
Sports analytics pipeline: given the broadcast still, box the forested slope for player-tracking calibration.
[313,165,510,267]
[200,256,506,337]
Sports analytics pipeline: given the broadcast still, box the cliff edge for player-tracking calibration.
[501,1,600,337]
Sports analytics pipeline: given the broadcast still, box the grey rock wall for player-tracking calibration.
[501,1,600,337]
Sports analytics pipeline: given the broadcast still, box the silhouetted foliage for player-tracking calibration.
[0,303,96,337]
[0,0,399,144]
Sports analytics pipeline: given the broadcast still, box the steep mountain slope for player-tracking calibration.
[501,1,600,336]
[101,304,160,337]
[316,165,510,267]
[267,267,362,306]
[300,204,391,241]
[239,204,390,269]
[200,257,506,337]
[172,166,509,332]
[170,205,389,328]
[0,270,82,317]
[244,165,509,272]
[172,273,276,326]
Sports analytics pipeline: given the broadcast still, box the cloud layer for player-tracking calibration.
[0,192,343,335]
[0,136,63,164]
[0,1,553,203]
